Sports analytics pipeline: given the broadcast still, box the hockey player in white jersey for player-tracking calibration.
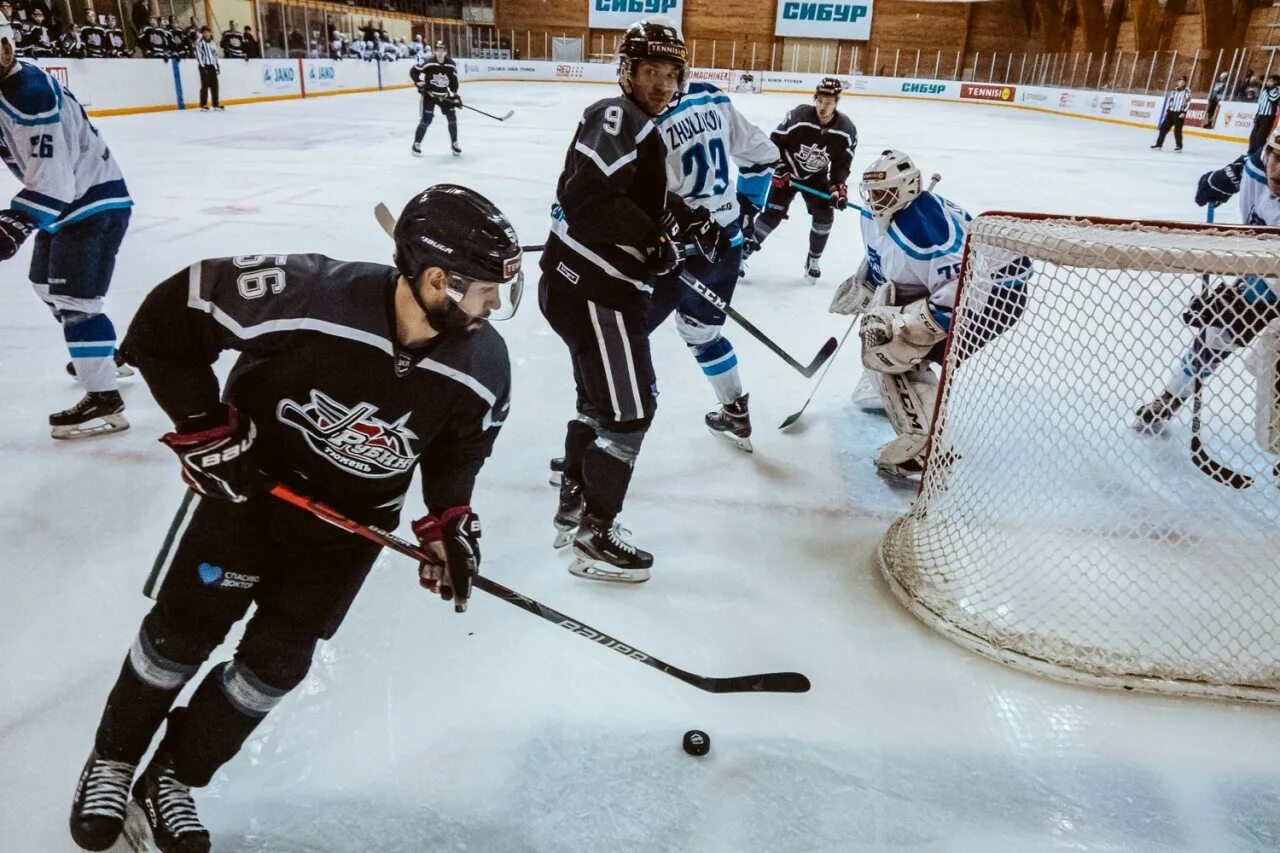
[646,79,778,450]
[1134,129,1280,434]
[835,150,1028,477]
[0,15,133,439]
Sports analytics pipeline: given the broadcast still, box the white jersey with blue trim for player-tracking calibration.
[858,191,971,327]
[1238,149,1280,228]
[0,61,131,232]
[656,82,777,240]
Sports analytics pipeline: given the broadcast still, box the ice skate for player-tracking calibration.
[1133,391,1185,435]
[548,455,565,487]
[122,754,210,853]
[50,390,128,440]
[411,142,422,155]
[451,141,462,156]
[569,513,652,584]
[804,253,821,283]
[552,476,583,549]
[69,750,137,851]
[66,350,134,381]
[705,393,753,452]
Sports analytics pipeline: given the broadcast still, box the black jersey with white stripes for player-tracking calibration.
[121,254,510,521]
[410,55,458,98]
[771,104,857,185]
[540,95,669,312]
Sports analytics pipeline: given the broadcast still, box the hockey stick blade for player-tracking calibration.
[779,318,859,429]
[461,103,514,121]
[270,484,812,695]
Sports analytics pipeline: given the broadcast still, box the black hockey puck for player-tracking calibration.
[682,730,710,756]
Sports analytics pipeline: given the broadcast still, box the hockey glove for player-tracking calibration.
[680,206,732,263]
[860,299,948,374]
[160,405,265,503]
[648,210,685,277]
[771,169,792,191]
[828,184,849,211]
[1195,156,1245,207]
[0,209,35,262]
[412,506,481,613]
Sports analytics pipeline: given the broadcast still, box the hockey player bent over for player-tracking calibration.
[67,185,521,853]
[745,77,857,282]
[1134,130,1280,433]
[0,16,133,438]
[540,20,715,583]
[410,45,461,156]
[647,76,778,451]
[839,150,1028,477]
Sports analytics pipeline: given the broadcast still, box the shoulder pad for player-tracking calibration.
[887,194,966,260]
[0,63,62,126]
[685,81,723,97]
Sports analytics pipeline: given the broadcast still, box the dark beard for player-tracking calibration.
[423,294,480,337]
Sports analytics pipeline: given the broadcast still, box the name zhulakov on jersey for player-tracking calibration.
[662,107,725,149]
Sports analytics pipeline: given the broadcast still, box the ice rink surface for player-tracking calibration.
[2,81,1279,851]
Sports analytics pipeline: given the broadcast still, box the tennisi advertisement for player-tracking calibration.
[589,0,683,30]
[775,0,873,39]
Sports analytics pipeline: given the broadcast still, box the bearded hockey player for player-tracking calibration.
[745,77,857,282]
[836,150,1029,477]
[647,71,777,451]
[410,44,461,155]
[0,16,134,439]
[67,185,520,853]
[540,20,714,584]
[1135,129,1280,434]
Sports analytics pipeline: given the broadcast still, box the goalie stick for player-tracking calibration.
[374,204,836,378]
[270,484,812,695]
[1189,204,1254,489]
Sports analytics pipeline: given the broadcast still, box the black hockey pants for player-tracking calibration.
[415,95,457,144]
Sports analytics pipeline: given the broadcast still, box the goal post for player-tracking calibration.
[878,212,1280,704]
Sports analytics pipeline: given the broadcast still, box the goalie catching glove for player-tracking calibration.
[413,506,481,613]
[160,404,266,503]
[860,298,948,374]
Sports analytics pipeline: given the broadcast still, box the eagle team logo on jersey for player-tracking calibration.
[794,143,831,174]
[277,390,418,478]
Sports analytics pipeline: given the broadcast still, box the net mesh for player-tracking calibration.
[878,214,1280,703]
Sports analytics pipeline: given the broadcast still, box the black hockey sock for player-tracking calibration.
[160,662,286,787]
[446,115,458,143]
[582,432,645,520]
[809,215,833,257]
[562,418,596,482]
[414,117,431,143]
[753,209,784,245]
[94,658,185,764]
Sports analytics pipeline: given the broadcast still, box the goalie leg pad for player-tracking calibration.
[1251,326,1280,455]
[874,367,938,472]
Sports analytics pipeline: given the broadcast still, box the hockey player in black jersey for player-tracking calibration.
[67,185,522,853]
[540,20,726,584]
[410,47,461,156]
[746,77,858,282]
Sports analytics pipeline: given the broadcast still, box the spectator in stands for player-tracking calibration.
[1207,71,1228,128]
[221,20,246,58]
[329,31,343,60]
[60,25,84,57]
[105,13,126,56]
[130,0,148,39]
[1236,70,1259,101]
[139,16,170,58]
[242,23,260,57]
[1249,74,1280,152]
[195,25,223,110]
[18,6,55,57]
[286,26,303,56]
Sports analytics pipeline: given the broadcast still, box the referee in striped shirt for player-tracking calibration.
[1151,76,1190,151]
[195,26,223,111]
[1249,74,1280,152]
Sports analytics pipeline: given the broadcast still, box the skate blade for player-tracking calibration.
[874,460,922,482]
[51,413,129,440]
[548,471,562,487]
[122,801,159,853]
[568,556,649,584]
[707,423,753,453]
[552,526,576,549]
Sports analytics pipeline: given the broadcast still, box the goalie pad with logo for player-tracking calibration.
[874,366,938,474]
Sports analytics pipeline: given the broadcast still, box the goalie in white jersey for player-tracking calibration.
[0,15,133,439]
[646,80,778,451]
[833,150,1029,477]
[1134,129,1280,435]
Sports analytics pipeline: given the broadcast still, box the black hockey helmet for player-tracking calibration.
[815,77,843,99]
[393,184,523,321]
[618,20,687,95]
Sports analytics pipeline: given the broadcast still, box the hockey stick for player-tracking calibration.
[461,103,514,122]
[271,484,811,694]
[1189,203,1254,489]
[678,269,838,377]
[792,173,941,214]
[374,203,545,253]
[778,317,859,429]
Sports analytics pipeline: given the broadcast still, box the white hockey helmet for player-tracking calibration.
[860,149,923,230]
[0,13,15,74]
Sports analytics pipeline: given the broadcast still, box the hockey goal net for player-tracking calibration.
[879,212,1280,704]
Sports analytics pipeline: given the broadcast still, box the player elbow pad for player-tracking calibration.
[1195,157,1244,206]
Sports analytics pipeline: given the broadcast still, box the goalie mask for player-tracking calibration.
[394,184,523,322]
[860,149,923,231]
[617,20,687,103]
